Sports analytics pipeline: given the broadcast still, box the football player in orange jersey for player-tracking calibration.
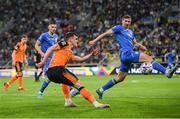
[36,32,110,108]
[4,34,28,91]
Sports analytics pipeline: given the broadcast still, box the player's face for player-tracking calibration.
[21,36,28,43]
[71,35,78,47]
[122,18,131,28]
[48,24,57,34]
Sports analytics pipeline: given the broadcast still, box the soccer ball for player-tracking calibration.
[140,62,153,74]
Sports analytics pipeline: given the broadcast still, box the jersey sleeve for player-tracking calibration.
[14,42,20,51]
[38,34,44,43]
[132,32,136,41]
[112,25,123,33]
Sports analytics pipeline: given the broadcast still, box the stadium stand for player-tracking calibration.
[0,0,179,68]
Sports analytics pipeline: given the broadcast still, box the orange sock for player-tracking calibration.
[61,84,70,99]
[18,76,23,88]
[80,88,96,103]
[8,76,17,85]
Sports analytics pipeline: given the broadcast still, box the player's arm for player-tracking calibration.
[11,43,19,66]
[11,50,16,66]
[89,29,113,46]
[133,39,147,51]
[24,54,28,66]
[36,44,58,68]
[72,48,100,62]
[164,53,167,63]
[175,54,178,63]
[35,40,44,57]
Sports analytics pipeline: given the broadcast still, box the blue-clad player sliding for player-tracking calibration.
[89,15,178,99]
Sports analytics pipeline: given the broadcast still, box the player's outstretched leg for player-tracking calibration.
[62,84,78,107]
[96,78,118,99]
[79,87,110,108]
[4,76,17,91]
[70,88,80,97]
[165,64,178,78]
[151,61,178,78]
[38,78,50,99]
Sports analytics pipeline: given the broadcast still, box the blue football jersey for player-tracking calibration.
[38,32,58,58]
[112,25,135,52]
[167,52,176,63]
[38,32,58,73]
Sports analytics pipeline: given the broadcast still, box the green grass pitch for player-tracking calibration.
[0,74,180,118]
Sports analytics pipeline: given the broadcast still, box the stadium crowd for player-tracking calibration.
[0,0,179,68]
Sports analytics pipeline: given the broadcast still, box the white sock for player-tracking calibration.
[93,101,102,107]
[65,98,72,104]
[99,88,104,93]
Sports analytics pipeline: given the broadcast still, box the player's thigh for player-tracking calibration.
[116,71,128,82]
[15,62,23,76]
[139,52,153,62]
[62,69,79,86]
[119,60,131,73]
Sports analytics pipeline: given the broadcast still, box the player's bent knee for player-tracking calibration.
[17,72,23,77]
[116,72,127,82]
[77,86,85,91]
[116,77,124,82]
[74,81,83,89]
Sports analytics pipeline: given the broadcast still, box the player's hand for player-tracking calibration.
[12,61,15,66]
[91,48,100,56]
[141,46,147,51]
[40,52,45,57]
[24,60,28,66]
[143,46,147,51]
[36,62,45,68]
[89,40,96,46]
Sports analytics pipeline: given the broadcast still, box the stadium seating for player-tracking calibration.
[0,0,179,68]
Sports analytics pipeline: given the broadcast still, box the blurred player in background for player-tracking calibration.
[164,49,177,69]
[35,20,76,107]
[36,32,110,108]
[35,20,58,98]
[34,49,43,82]
[89,15,178,99]
[4,34,28,91]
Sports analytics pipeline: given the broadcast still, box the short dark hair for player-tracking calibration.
[64,32,78,41]
[122,15,132,19]
[21,34,28,38]
[17,34,28,42]
[48,19,57,25]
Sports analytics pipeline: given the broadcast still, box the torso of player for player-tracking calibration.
[112,25,135,52]
[14,42,27,63]
[167,53,176,62]
[49,41,73,68]
[39,32,58,54]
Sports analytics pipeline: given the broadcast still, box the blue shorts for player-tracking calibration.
[44,58,52,74]
[167,60,174,66]
[119,51,141,72]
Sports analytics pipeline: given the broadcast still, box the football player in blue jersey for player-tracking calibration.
[89,15,178,99]
[35,20,77,107]
[164,50,177,69]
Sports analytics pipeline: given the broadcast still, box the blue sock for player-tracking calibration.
[35,72,37,78]
[69,86,73,91]
[102,79,118,91]
[151,61,166,73]
[38,71,43,78]
[40,79,50,93]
